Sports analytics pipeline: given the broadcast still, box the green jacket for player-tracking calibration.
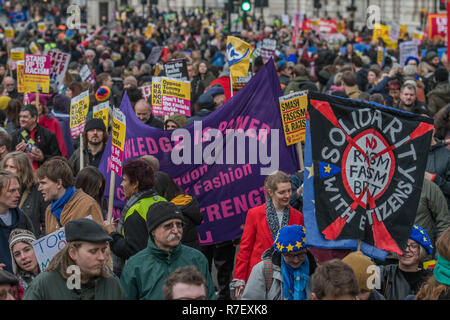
[415,178,450,245]
[23,269,125,300]
[120,238,217,300]
[284,75,310,95]
[427,82,450,115]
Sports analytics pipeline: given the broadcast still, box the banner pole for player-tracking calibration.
[296,142,304,171]
[357,239,361,252]
[107,171,116,223]
[79,133,84,171]
[447,0,450,69]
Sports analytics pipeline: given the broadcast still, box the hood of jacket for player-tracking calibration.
[429,82,450,98]
[171,194,203,225]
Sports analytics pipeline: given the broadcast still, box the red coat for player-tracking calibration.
[233,203,304,282]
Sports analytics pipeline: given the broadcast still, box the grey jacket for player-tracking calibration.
[242,248,315,300]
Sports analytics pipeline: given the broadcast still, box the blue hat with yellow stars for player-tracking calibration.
[273,225,306,253]
[409,224,433,255]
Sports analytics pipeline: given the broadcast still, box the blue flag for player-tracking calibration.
[9,10,28,24]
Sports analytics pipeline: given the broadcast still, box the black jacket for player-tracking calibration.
[144,115,164,129]
[378,264,431,300]
[0,208,34,273]
[426,140,450,209]
[171,195,203,250]
[11,125,61,166]
[20,183,49,238]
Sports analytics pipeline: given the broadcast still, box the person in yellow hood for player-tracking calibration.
[154,171,203,250]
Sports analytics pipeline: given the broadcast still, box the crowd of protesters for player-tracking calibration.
[0,0,449,301]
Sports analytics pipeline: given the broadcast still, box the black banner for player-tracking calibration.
[308,92,433,254]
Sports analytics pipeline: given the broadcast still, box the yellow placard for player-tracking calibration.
[93,101,110,130]
[145,24,154,39]
[69,90,90,137]
[152,77,161,107]
[5,28,14,40]
[112,109,126,151]
[38,22,46,33]
[279,91,308,145]
[10,48,25,61]
[161,77,191,101]
[16,62,25,93]
[23,54,50,93]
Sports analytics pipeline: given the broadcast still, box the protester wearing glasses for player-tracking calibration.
[242,225,316,300]
[377,225,434,300]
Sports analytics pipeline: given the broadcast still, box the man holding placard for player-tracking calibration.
[11,105,60,169]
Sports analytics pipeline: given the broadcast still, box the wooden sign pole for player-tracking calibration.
[107,171,116,223]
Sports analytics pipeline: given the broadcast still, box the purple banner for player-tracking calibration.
[99,61,300,245]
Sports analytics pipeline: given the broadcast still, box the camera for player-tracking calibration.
[25,143,34,153]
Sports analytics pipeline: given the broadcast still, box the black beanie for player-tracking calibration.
[84,118,106,132]
[435,67,449,83]
[146,201,184,234]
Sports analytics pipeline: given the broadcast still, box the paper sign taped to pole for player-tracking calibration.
[70,90,90,138]
[279,90,308,145]
[111,108,126,176]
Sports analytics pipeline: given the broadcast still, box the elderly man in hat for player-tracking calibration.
[70,118,108,176]
[120,201,216,300]
[23,218,125,300]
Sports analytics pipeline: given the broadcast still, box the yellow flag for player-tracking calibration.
[226,36,252,78]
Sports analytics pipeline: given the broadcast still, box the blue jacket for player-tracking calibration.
[0,208,34,273]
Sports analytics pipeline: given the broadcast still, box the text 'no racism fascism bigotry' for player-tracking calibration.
[306,92,433,254]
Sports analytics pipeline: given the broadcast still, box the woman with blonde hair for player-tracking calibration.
[232,171,305,298]
[1,151,48,237]
[415,227,450,300]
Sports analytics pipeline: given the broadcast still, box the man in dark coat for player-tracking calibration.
[11,105,61,169]
[426,132,450,211]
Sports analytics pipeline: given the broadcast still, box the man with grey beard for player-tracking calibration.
[119,202,217,300]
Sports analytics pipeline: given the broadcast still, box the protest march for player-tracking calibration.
[0,0,449,307]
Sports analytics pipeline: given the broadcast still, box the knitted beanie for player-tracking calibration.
[164,113,187,129]
[8,229,37,275]
[146,201,184,234]
[342,251,375,293]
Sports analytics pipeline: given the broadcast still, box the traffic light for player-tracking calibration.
[241,1,251,12]
[314,0,321,9]
[440,0,446,10]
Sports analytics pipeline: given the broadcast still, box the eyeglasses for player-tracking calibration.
[162,221,183,231]
[282,250,307,260]
[403,243,419,251]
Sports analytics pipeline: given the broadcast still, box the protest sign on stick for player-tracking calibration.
[47,50,71,90]
[24,54,50,93]
[32,228,66,271]
[279,90,308,171]
[70,90,90,170]
[108,107,126,222]
[93,101,110,130]
[153,77,191,116]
